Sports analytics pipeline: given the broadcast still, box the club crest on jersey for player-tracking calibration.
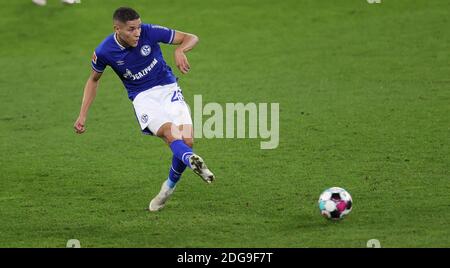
[140,45,151,56]
[141,114,149,123]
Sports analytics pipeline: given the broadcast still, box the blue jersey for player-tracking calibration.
[91,24,177,101]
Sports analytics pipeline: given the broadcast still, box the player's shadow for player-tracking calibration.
[286,211,345,230]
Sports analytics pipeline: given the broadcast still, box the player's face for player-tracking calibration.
[114,18,142,48]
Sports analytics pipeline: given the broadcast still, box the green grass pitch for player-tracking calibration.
[0,0,449,247]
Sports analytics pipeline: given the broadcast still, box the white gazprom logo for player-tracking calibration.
[123,58,158,80]
[141,45,151,56]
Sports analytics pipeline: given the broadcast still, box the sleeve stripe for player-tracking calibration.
[169,29,175,44]
[91,63,105,73]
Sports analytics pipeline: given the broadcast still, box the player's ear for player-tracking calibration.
[113,21,121,33]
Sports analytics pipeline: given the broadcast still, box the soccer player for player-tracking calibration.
[73,7,215,212]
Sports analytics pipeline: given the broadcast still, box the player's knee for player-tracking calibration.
[183,138,194,148]
[163,133,180,144]
[157,123,182,142]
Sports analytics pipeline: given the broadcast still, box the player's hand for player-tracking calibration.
[174,49,190,74]
[74,116,86,134]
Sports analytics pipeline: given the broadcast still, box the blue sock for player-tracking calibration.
[169,140,193,168]
[167,155,187,188]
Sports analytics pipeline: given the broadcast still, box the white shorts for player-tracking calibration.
[132,83,192,135]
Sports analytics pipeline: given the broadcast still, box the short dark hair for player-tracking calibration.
[113,7,140,23]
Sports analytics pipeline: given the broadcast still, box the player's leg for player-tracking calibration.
[149,125,190,212]
[166,124,192,188]
[180,124,194,148]
[132,89,175,211]
[164,124,194,188]
[157,123,215,184]
[148,84,214,211]
[162,84,215,183]
[177,124,215,184]
[157,122,192,166]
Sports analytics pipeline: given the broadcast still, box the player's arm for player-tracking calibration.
[74,70,103,134]
[171,31,199,74]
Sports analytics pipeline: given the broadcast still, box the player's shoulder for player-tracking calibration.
[142,23,172,34]
[146,23,170,29]
[142,23,174,44]
[94,33,116,56]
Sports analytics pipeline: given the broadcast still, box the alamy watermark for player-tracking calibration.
[190,95,279,150]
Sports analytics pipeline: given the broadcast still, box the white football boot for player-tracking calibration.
[32,0,47,6]
[149,181,175,212]
[189,154,215,184]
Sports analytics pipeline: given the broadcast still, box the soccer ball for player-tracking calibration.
[318,187,353,220]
